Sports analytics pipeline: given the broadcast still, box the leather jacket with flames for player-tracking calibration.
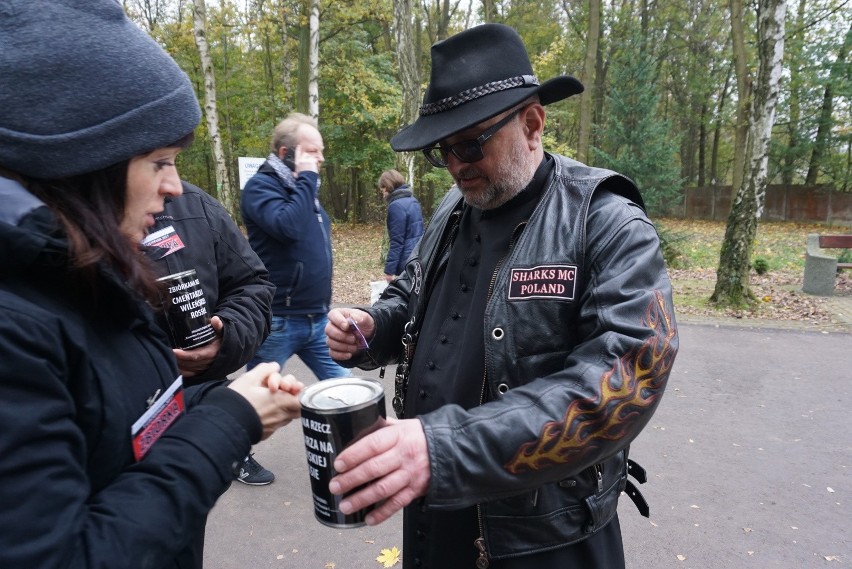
[348,153,679,560]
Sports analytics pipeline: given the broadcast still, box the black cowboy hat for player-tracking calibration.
[390,23,584,152]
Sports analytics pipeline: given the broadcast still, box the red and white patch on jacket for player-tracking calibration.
[142,224,185,257]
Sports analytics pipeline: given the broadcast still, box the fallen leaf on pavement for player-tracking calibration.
[377,546,401,568]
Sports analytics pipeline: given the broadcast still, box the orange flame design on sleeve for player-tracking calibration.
[505,290,676,474]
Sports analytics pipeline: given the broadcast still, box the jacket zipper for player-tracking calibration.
[593,463,604,493]
[473,221,526,569]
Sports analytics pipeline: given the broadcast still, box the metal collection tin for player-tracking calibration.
[299,377,386,528]
[155,269,216,349]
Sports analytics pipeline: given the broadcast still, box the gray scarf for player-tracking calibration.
[266,152,296,187]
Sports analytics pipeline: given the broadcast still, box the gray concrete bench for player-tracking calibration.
[803,234,852,296]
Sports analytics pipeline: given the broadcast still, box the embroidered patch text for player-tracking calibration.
[508,265,577,301]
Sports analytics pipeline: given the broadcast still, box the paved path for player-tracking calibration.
[204,322,851,568]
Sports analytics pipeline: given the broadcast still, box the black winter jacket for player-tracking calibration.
[0,176,262,569]
[347,155,678,561]
[148,181,275,383]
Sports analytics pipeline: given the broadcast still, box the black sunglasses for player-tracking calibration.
[422,106,525,168]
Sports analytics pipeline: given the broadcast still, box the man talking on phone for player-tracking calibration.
[239,112,350,484]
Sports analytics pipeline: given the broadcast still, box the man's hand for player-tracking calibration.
[326,308,375,361]
[294,144,320,175]
[173,315,224,377]
[328,418,430,525]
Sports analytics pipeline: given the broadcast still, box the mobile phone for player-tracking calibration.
[283,147,296,171]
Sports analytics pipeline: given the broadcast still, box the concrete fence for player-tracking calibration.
[662,185,852,226]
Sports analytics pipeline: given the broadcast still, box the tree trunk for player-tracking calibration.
[782,0,806,186]
[697,102,707,187]
[710,67,732,185]
[712,0,786,308]
[482,0,496,22]
[394,0,421,185]
[728,0,751,196]
[192,0,236,217]
[296,1,310,114]
[593,13,606,153]
[437,0,450,41]
[805,22,851,185]
[577,0,600,164]
[308,0,320,119]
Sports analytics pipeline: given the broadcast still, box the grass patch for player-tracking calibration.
[332,218,851,329]
[656,219,845,272]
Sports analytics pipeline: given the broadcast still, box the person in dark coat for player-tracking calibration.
[144,181,279,485]
[325,24,678,569]
[378,169,425,281]
[240,113,351,380]
[0,2,302,568]
[146,181,275,386]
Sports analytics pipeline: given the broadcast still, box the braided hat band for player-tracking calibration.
[419,75,539,116]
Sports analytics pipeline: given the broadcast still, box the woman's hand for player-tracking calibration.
[227,362,304,439]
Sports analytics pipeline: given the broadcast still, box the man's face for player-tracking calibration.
[443,105,538,210]
[290,124,325,170]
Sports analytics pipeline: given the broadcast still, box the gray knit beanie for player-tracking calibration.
[0,0,201,179]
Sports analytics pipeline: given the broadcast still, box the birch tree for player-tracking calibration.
[192,0,235,216]
[711,0,786,307]
[393,0,421,185]
[308,0,320,119]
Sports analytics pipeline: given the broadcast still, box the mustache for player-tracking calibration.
[454,166,483,182]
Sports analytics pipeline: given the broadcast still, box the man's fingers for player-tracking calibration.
[338,468,409,515]
[364,486,421,526]
[333,427,396,474]
[327,308,351,329]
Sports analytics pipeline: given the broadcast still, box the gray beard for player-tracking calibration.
[460,137,535,210]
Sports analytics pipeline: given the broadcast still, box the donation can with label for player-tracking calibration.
[299,377,386,528]
[156,269,216,349]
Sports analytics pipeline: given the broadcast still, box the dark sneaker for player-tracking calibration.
[236,453,275,486]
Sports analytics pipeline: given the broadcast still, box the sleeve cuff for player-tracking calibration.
[201,386,264,444]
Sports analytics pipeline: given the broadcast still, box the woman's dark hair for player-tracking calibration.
[24,132,194,304]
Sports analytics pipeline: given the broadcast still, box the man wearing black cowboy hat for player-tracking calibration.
[326,23,678,569]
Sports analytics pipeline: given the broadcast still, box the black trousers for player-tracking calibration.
[492,515,625,569]
[403,504,625,569]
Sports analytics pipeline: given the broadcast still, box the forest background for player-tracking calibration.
[125,0,851,225]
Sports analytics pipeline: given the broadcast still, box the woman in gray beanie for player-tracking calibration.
[0,2,303,568]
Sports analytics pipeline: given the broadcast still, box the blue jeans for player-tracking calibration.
[248,313,351,381]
